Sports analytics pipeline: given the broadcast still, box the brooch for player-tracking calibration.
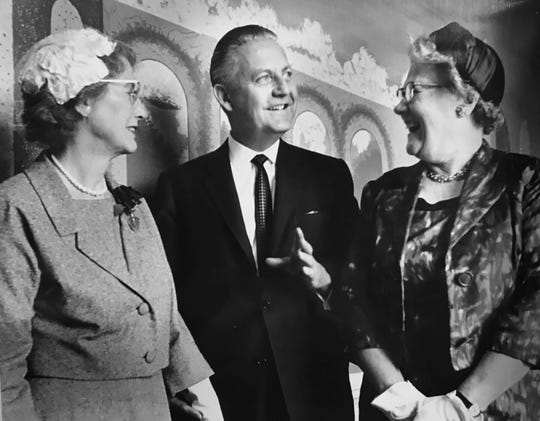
[111,185,143,232]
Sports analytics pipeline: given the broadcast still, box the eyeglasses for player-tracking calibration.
[396,81,442,103]
[98,79,141,104]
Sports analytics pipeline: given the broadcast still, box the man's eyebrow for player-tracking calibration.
[251,67,271,74]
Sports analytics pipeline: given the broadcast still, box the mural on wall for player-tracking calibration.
[5,0,412,194]
[102,0,405,198]
[292,111,329,155]
[129,59,189,194]
[115,0,397,107]
[350,129,382,198]
[51,0,83,32]
[3,0,538,187]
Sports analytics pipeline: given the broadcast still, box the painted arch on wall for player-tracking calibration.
[292,85,338,157]
[342,110,390,198]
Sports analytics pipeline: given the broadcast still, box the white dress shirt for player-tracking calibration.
[228,135,279,266]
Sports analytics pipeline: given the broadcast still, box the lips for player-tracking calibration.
[403,118,420,133]
[126,126,138,133]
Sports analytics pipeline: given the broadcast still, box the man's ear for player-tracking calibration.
[213,84,233,112]
[74,98,92,118]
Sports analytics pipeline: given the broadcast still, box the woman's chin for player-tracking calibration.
[406,133,423,157]
[122,134,138,155]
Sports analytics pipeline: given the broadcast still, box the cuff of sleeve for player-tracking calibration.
[490,332,540,369]
[316,288,333,311]
[446,390,483,419]
[371,381,425,420]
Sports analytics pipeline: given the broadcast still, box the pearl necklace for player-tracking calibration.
[49,154,108,197]
[425,166,469,183]
[425,150,478,183]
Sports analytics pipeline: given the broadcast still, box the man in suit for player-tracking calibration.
[153,25,358,421]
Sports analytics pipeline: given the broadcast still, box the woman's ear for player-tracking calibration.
[74,98,92,117]
[213,84,233,112]
[460,90,480,116]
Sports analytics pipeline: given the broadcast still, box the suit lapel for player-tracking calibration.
[449,142,506,248]
[270,141,302,256]
[24,157,138,293]
[75,222,131,285]
[203,142,257,268]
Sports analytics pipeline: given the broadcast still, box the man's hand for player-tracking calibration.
[266,227,331,291]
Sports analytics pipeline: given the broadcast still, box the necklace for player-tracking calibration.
[425,153,477,183]
[49,154,108,197]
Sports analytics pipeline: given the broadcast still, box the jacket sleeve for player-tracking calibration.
[323,159,360,296]
[0,192,40,420]
[150,177,214,395]
[490,161,540,368]
[333,180,384,351]
[163,270,213,396]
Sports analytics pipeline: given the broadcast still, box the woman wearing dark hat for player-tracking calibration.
[345,22,540,420]
[0,28,222,420]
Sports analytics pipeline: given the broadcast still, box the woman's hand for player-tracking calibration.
[412,393,474,421]
[171,378,223,421]
[170,389,205,420]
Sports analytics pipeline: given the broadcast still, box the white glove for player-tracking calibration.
[371,381,426,420]
[413,391,481,421]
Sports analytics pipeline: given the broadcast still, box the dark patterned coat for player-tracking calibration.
[343,142,540,420]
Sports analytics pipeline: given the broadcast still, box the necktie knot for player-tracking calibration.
[251,154,269,168]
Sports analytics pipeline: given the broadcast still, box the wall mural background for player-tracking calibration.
[2,0,538,200]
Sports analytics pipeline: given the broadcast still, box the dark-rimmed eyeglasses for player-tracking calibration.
[396,81,442,103]
[98,79,141,104]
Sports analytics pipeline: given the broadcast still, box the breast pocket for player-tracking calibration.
[297,210,329,250]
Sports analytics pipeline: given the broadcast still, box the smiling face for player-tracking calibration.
[218,38,297,149]
[394,62,465,165]
[85,62,146,157]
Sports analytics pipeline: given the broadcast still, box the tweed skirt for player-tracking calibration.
[30,372,171,420]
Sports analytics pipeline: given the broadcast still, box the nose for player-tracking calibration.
[133,97,148,120]
[273,74,292,96]
[393,97,407,115]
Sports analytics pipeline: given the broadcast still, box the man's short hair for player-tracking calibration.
[210,25,277,88]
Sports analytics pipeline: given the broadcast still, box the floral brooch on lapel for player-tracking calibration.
[111,185,143,232]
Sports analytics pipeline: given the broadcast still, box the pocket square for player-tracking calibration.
[304,210,319,215]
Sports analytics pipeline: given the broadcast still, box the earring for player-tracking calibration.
[455,105,464,118]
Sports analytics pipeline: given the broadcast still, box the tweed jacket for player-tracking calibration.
[343,142,540,419]
[0,157,211,420]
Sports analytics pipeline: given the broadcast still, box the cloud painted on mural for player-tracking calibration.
[118,0,396,107]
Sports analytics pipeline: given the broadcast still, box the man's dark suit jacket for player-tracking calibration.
[152,140,358,421]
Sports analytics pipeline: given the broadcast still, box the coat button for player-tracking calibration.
[137,303,150,315]
[255,357,268,366]
[455,271,474,287]
[144,350,155,363]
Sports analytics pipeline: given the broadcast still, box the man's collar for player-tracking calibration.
[228,134,280,166]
